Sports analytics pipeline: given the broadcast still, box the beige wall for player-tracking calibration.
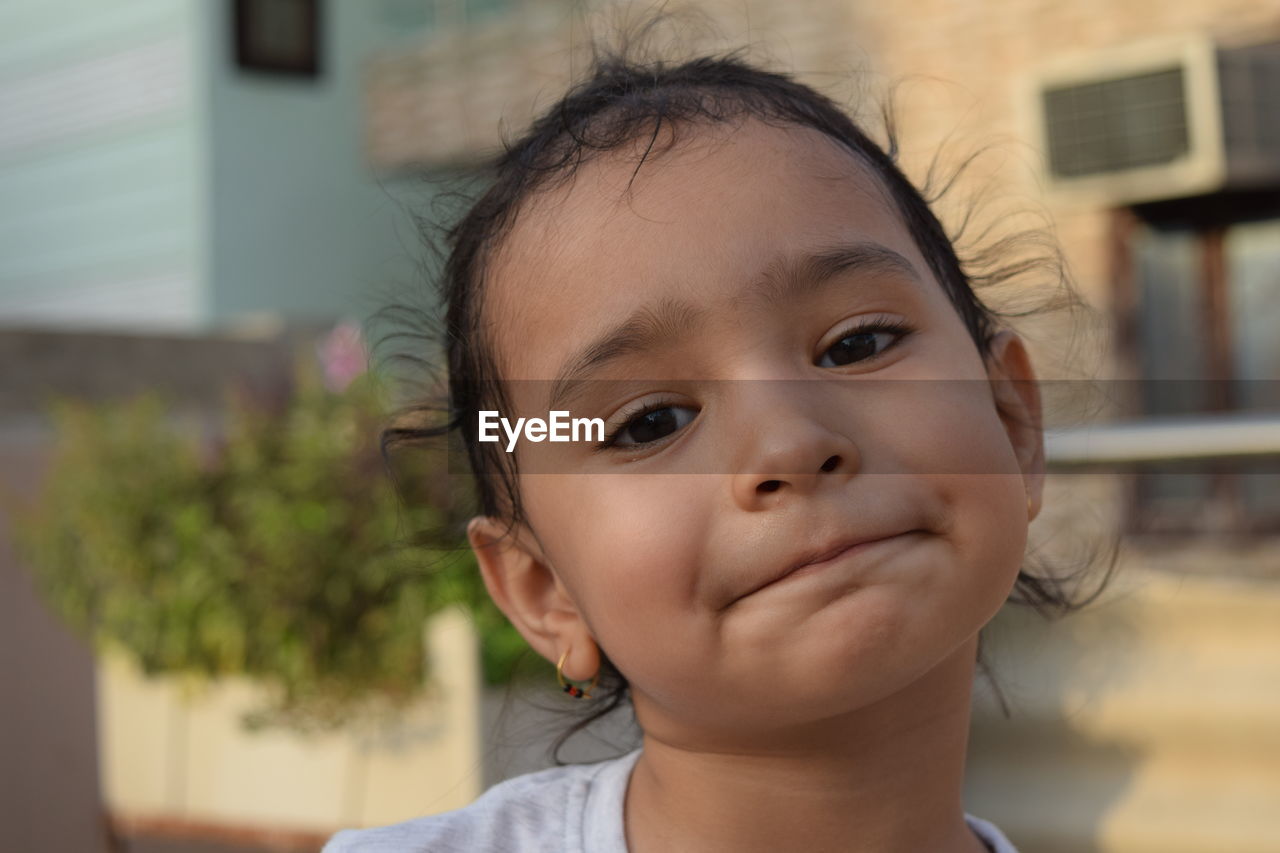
[365,0,1280,367]
[845,0,1280,365]
[969,549,1280,852]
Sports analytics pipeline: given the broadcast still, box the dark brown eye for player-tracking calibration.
[600,401,697,449]
[819,319,913,368]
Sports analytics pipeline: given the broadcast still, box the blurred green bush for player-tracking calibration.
[10,347,539,733]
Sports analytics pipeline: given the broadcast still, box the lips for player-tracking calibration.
[731,528,918,605]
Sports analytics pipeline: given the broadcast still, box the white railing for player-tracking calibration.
[1045,412,1280,467]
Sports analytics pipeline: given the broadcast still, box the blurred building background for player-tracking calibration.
[2,0,1279,851]
[0,0,452,334]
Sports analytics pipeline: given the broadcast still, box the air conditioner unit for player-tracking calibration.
[1024,33,1280,206]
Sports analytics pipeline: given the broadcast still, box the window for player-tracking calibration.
[1113,191,1280,537]
[234,0,322,78]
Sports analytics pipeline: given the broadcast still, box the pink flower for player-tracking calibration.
[317,321,368,393]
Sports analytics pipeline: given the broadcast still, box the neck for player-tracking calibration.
[623,635,992,853]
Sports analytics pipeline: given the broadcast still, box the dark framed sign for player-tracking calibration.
[233,0,322,78]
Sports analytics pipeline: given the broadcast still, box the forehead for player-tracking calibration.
[483,118,919,381]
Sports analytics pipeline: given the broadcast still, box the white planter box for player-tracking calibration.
[98,606,482,839]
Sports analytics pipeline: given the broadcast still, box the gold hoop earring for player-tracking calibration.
[556,648,599,700]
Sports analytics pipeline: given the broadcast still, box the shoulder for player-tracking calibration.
[964,812,1021,853]
[322,755,634,853]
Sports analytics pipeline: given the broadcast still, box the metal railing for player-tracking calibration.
[1045,411,1280,468]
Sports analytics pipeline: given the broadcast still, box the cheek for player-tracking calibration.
[569,475,720,691]
[522,473,712,630]
[881,375,1022,474]
[887,379,1029,592]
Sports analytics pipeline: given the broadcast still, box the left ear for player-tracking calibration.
[984,329,1045,520]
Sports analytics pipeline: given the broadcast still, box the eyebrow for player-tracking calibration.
[546,241,923,410]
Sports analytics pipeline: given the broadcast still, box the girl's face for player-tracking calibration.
[469,118,1044,746]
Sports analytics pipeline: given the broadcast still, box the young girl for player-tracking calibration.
[326,26,1114,853]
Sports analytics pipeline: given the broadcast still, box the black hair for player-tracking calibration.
[374,10,1120,765]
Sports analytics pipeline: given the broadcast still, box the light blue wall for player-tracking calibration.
[201,0,438,332]
[0,0,506,335]
[0,0,205,331]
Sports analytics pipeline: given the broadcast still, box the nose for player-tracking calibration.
[729,379,861,510]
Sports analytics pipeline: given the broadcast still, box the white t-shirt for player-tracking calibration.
[323,748,1020,852]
